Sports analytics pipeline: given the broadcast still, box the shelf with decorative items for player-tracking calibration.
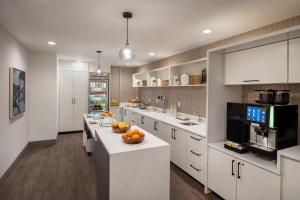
[132,58,207,88]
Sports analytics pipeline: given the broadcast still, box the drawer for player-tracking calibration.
[187,160,206,184]
[187,146,206,169]
[187,133,206,153]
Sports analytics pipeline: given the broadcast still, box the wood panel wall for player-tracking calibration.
[109,66,138,103]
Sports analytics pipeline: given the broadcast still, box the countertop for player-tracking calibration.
[208,142,280,175]
[121,105,207,137]
[84,114,169,155]
[278,145,300,162]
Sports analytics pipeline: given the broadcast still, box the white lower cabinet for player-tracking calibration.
[281,157,300,200]
[122,108,206,183]
[208,147,280,200]
[171,128,187,171]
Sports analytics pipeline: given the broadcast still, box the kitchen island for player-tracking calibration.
[83,115,170,200]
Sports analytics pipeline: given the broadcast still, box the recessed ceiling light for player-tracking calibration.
[202,29,212,34]
[48,41,56,46]
[149,52,155,56]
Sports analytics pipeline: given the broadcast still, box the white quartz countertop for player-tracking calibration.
[278,145,300,162]
[208,142,280,175]
[121,106,207,137]
[84,115,169,155]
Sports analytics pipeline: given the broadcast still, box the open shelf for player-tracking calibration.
[133,58,207,88]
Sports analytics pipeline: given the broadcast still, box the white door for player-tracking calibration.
[236,159,280,200]
[225,41,288,85]
[208,147,237,200]
[289,38,300,83]
[59,70,74,132]
[73,71,88,130]
[171,128,187,171]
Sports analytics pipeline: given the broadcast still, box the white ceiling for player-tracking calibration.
[0,0,300,66]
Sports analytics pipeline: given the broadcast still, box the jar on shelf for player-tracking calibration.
[181,73,189,86]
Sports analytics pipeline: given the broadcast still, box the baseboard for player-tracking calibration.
[27,139,57,149]
[0,139,57,184]
[58,130,83,135]
[0,143,29,185]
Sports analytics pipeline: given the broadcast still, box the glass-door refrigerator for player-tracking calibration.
[88,73,109,114]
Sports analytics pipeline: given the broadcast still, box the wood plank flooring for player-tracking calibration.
[0,133,222,200]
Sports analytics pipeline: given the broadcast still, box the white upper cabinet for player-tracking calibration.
[225,41,288,85]
[289,38,300,83]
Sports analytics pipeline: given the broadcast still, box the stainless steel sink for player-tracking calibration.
[180,122,199,126]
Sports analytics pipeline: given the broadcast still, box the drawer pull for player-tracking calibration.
[190,164,200,172]
[190,150,201,156]
[190,136,201,141]
[243,80,259,83]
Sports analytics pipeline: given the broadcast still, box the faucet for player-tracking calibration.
[194,112,203,122]
[156,96,167,113]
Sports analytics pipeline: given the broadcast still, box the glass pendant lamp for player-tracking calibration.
[119,12,135,60]
[96,50,102,75]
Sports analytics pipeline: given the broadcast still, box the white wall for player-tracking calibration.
[0,26,29,177]
[28,51,58,141]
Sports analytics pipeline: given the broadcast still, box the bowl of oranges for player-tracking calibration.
[122,129,145,144]
[112,121,131,133]
[101,111,113,117]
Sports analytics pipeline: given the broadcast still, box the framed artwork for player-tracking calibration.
[9,67,26,119]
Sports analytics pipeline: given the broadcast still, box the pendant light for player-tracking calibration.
[119,12,135,61]
[96,50,102,75]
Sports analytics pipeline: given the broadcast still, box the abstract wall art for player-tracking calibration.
[9,67,25,119]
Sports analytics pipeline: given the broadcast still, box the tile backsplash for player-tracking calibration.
[138,87,206,116]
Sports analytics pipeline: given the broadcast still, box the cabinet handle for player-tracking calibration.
[141,116,144,124]
[154,121,158,131]
[237,162,241,179]
[190,164,200,172]
[243,80,259,83]
[173,129,177,140]
[171,129,174,139]
[72,98,74,104]
[73,98,76,104]
[190,150,201,156]
[232,160,235,176]
[190,136,201,141]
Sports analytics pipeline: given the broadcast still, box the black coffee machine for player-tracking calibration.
[226,102,298,157]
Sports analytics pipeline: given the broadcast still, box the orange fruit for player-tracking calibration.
[132,134,139,139]
[138,132,145,137]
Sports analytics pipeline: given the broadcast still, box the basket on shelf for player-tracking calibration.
[189,75,202,85]
[142,80,147,87]
[161,80,169,87]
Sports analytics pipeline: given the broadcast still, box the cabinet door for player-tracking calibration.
[158,122,172,144]
[236,160,280,200]
[208,147,236,200]
[59,70,74,132]
[171,128,187,171]
[73,71,88,130]
[289,38,300,83]
[282,157,300,200]
[225,41,288,85]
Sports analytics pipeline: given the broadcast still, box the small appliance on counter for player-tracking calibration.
[255,89,290,105]
[226,102,298,158]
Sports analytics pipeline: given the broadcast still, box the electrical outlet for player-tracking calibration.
[177,101,181,108]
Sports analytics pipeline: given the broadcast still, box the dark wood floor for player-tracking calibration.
[0,133,222,200]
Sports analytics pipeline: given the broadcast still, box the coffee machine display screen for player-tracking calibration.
[247,106,266,123]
